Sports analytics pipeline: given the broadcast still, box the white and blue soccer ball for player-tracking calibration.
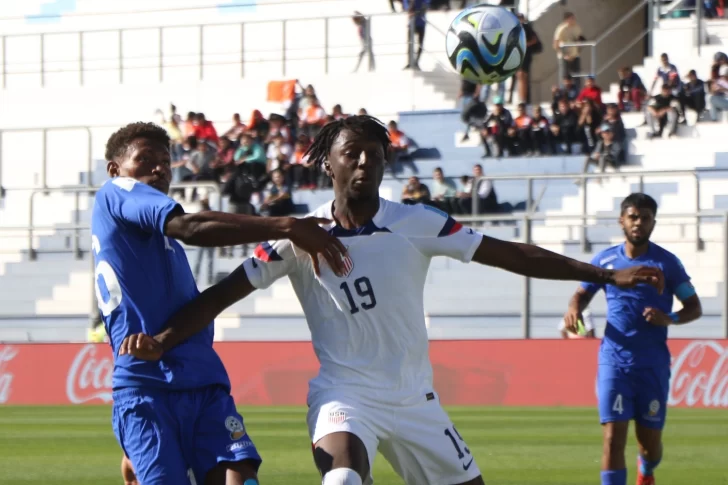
[446,4,527,84]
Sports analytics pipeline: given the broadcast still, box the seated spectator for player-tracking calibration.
[298,85,317,113]
[710,52,728,84]
[551,75,579,114]
[190,138,217,182]
[247,109,270,141]
[401,176,431,205]
[171,135,197,187]
[289,138,316,189]
[300,96,328,138]
[682,70,707,120]
[163,115,185,162]
[213,137,236,180]
[430,167,458,214]
[193,113,219,144]
[223,113,246,142]
[650,53,680,96]
[576,75,603,109]
[266,114,292,145]
[647,84,679,138]
[577,99,602,153]
[266,134,292,175]
[512,103,534,155]
[260,169,294,217]
[183,112,197,139]
[550,98,579,153]
[331,104,348,121]
[582,124,625,175]
[482,99,514,157]
[234,134,267,180]
[709,65,728,121]
[458,164,499,215]
[600,104,626,143]
[358,108,368,116]
[458,79,479,111]
[388,120,411,163]
[529,105,552,155]
[617,66,647,112]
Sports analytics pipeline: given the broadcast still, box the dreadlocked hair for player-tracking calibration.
[105,121,171,162]
[303,115,392,167]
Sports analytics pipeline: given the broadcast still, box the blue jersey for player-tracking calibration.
[92,177,229,391]
[582,242,693,370]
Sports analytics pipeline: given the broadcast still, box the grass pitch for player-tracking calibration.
[0,406,726,484]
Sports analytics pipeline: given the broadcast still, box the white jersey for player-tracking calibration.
[242,198,483,404]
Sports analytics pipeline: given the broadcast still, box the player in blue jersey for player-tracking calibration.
[93,122,348,485]
[564,193,703,485]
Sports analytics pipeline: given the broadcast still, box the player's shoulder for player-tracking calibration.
[649,242,684,267]
[591,244,622,266]
[97,177,148,200]
[378,200,460,238]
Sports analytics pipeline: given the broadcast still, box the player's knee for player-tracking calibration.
[322,467,363,485]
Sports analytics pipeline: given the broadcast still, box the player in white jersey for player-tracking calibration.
[121,115,664,485]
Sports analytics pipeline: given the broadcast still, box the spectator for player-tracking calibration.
[266,134,292,175]
[513,13,543,104]
[482,99,514,157]
[529,105,552,155]
[600,104,626,144]
[577,99,602,154]
[513,103,534,155]
[551,75,578,113]
[430,167,458,214]
[576,75,603,109]
[289,138,316,188]
[213,137,236,179]
[460,82,488,141]
[646,84,679,138]
[388,120,411,164]
[234,133,267,180]
[358,108,368,116]
[171,135,197,188]
[550,98,579,153]
[459,164,498,215]
[193,113,219,144]
[650,53,680,95]
[300,97,328,138]
[553,12,585,89]
[582,124,625,175]
[193,198,215,285]
[617,66,646,112]
[709,65,728,121]
[298,85,317,113]
[403,0,427,70]
[331,104,348,121]
[401,176,431,205]
[682,70,707,120]
[260,169,294,217]
[183,111,197,139]
[266,114,292,145]
[163,115,185,162]
[168,104,182,125]
[458,79,479,111]
[353,11,375,72]
[223,113,246,142]
[247,109,270,142]
[190,138,218,185]
[710,52,728,83]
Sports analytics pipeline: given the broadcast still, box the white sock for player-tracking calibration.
[322,468,363,485]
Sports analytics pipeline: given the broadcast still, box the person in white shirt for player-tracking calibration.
[119,116,664,485]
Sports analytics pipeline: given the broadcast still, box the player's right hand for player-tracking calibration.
[612,266,665,294]
[563,306,583,333]
[288,217,348,277]
[118,333,163,361]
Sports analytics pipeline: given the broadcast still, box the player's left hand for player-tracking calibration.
[118,333,164,361]
[643,307,672,326]
[612,266,665,294]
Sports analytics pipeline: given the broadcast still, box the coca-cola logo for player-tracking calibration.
[0,346,19,404]
[66,344,113,404]
[669,340,728,408]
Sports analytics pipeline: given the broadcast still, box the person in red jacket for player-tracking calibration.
[193,112,219,144]
[577,75,603,109]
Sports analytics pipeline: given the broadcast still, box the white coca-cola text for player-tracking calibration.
[66,344,113,404]
[0,346,18,404]
[669,340,728,408]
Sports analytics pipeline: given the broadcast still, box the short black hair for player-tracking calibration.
[304,115,391,167]
[621,193,658,216]
[105,122,170,162]
[564,12,575,20]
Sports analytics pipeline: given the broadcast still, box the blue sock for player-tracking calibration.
[601,469,627,485]
[243,480,259,485]
[638,454,662,476]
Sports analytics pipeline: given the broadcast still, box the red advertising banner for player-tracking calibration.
[0,339,726,407]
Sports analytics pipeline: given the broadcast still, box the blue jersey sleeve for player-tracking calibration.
[664,253,695,301]
[109,177,180,234]
[581,253,605,294]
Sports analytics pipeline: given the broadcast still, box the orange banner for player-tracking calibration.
[0,340,726,407]
[266,80,296,103]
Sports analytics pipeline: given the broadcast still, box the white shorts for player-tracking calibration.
[307,390,482,485]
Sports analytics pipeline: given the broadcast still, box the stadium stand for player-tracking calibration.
[0,0,727,344]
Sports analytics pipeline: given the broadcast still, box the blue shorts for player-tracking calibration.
[597,365,671,429]
[112,386,261,485]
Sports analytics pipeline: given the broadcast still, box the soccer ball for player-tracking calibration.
[446,4,527,85]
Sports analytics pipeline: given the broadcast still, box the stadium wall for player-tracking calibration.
[1,340,726,408]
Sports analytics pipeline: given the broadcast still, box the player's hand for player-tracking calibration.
[611,266,664,294]
[563,306,583,333]
[118,333,164,361]
[288,217,348,277]
[643,307,672,326]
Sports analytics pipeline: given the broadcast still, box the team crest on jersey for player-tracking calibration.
[225,416,246,440]
[328,410,347,425]
[648,400,660,416]
[340,246,354,278]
